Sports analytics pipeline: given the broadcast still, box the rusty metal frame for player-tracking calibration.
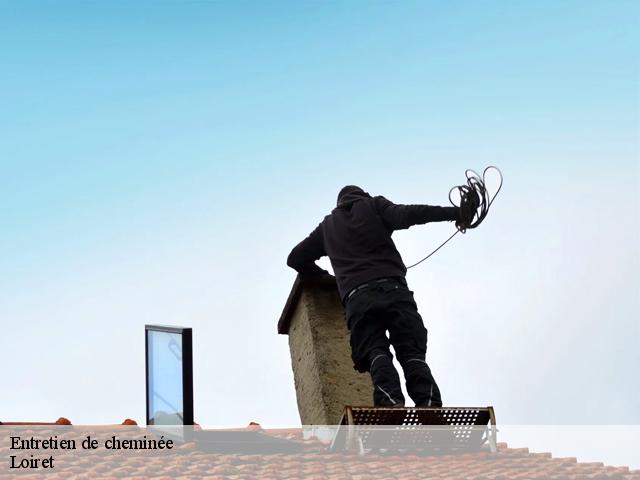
[487,405,498,453]
[332,405,497,455]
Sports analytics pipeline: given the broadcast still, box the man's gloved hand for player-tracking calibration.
[456,188,479,231]
[301,264,334,279]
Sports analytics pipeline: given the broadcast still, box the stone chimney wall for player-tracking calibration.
[279,275,372,425]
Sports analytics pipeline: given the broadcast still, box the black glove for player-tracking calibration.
[456,188,479,231]
[300,264,334,279]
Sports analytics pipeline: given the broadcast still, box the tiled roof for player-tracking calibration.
[2,421,639,479]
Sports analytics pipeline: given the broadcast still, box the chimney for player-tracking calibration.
[278,275,372,425]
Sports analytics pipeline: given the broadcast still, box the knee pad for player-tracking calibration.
[401,357,430,376]
[369,350,394,371]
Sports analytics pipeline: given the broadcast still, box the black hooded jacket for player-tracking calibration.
[287,186,459,303]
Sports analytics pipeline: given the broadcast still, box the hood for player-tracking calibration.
[335,185,371,209]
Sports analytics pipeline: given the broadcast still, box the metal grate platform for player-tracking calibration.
[330,406,497,455]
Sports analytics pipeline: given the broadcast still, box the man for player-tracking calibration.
[287,185,474,407]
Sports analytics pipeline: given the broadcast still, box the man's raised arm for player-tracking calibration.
[374,195,459,231]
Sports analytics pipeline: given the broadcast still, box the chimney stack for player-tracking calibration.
[278,275,372,425]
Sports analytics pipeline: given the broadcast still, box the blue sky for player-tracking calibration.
[1,1,638,428]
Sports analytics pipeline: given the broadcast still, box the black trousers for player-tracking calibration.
[345,278,442,407]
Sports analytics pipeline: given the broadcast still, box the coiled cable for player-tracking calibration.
[406,166,503,269]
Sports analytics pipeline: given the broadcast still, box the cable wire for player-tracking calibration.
[406,166,503,269]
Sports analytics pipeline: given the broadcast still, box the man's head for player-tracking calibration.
[337,185,370,207]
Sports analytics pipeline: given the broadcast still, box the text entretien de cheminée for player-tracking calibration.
[9,435,174,469]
